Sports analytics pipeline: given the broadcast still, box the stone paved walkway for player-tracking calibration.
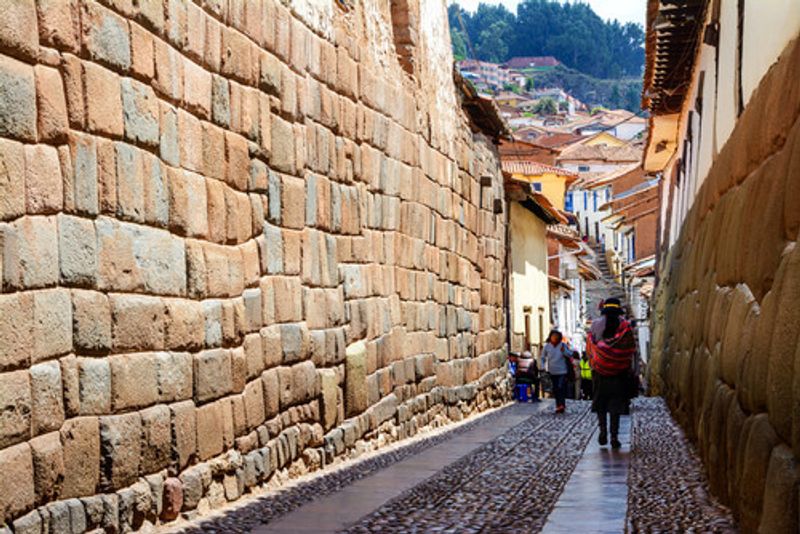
[178,398,735,533]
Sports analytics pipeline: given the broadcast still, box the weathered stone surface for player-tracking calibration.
[3,216,58,289]
[29,431,64,505]
[72,291,111,355]
[99,413,142,491]
[0,370,31,449]
[82,0,131,70]
[195,401,224,461]
[0,442,35,524]
[60,416,100,498]
[758,444,800,534]
[345,341,368,417]
[31,288,72,361]
[111,294,166,352]
[0,55,36,141]
[29,361,65,435]
[161,477,183,521]
[58,214,98,285]
[109,352,158,410]
[170,400,196,470]
[194,349,233,403]
[140,404,171,474]
[319,368,339,431]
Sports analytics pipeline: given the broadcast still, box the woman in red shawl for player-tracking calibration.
[587,298,637,449]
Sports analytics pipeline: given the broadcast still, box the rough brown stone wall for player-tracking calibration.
[0,1,509,530]
[649,36,800,533]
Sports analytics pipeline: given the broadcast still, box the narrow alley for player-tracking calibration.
[174,400,734,533]
[0,0,798,533]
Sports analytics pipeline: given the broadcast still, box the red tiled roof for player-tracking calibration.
[535,132,585,149]
[505,56,561,69]
[502,160,577,178]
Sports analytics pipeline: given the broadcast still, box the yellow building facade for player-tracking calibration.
[509,202,551,354]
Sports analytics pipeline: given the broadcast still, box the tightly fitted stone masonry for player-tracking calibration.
[0,0,509,530]
[649,36,800,533]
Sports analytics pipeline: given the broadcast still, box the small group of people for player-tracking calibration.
[512,297,639,449]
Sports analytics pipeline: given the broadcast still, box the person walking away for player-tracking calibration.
[515,351,540,402]
[541,330,573,413]
[587,298,636,449]
[579,352,593,400]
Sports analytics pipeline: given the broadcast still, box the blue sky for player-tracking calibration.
[449,0,647,27]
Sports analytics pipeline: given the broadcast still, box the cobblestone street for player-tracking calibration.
[175,397,735,533]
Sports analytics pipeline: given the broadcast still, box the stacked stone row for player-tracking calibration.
[0,0,509,530]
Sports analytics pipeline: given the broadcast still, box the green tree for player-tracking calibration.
[534,97,558,115]
[449,0,645,79]
[451,30,468,61]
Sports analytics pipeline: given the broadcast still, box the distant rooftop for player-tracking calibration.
[504,56,561,69]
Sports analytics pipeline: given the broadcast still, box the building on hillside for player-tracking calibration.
[642,0,800,530]
[458,59,511,90]
[505,56,561,70]
[501,160,577,210]
[513,125,548,142]
[535,132,585,150]
[577,131,628,148]
[547,224,598,353]
[505,179,566,354]
[561,140,643,246]
[588,164,659,274]
[575,109,647,140]
[500,139,559,165]
[558,142,642,174]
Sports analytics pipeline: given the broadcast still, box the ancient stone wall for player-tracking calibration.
[0,1,509,530]
[649,36,800,533]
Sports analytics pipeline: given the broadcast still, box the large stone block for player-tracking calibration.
[24,143,62,214]
[195,401,224,461]
[121,78,159,146]
[193,349,233,403]
[99,413,142,491]
[29,431,64,505]
[758,444,799,534]
[77,357,110,415]
[319,368,338,431]
[170,400,196,470]
[63,134,99,217]
[96,217,186,295]
[164,298,205,351]
[140,404,171,474]
[769,245,800,442]
[82,0,131,70]
[32,288,72,361]
[111,294,166,351]
[109,352,158,410]
[58,214,97,286]
[0,370,31,448]
[83,62,123,137]
[3,216,58,290]
[72,290,112,353]
[0,442,35,525]
[0,292,33,371]
[34,65,68,142]
[114,142,145,222]
[738,414,779,532]
[0,138,25,220]
[0,54,36,141]
[154,351,193,404]
[345,341,367,417]
[261,368,279,418]
[29,361,65,435]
